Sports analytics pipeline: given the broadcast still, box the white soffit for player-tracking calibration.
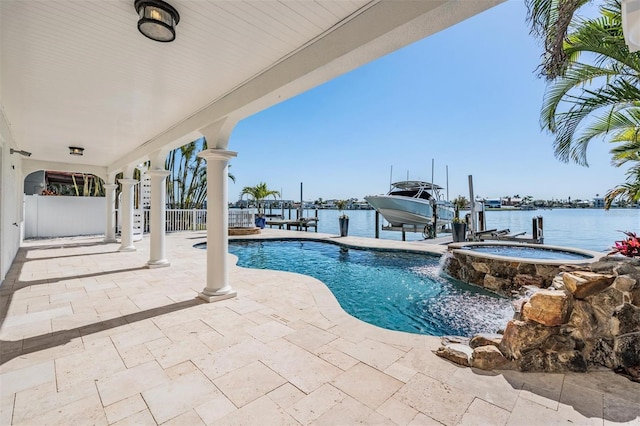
[0,0,503,172]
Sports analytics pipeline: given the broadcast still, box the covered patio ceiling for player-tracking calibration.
[1,0,502,177]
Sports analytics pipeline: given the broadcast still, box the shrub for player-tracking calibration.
[609,231,640,257]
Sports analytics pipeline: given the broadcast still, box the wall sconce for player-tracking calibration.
[69,146,85,156]
[622,0,640,52]
[10,148,32,157]
[134,0,180,43]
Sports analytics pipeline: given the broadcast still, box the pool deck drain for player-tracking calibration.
[0,230,638,425]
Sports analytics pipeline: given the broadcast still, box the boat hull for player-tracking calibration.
[364,195,454,227]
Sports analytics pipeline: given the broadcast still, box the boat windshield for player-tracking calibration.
[388,181,442,200]
[389,188,431,200]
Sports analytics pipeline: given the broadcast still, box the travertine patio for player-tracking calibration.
[1,231,638,425]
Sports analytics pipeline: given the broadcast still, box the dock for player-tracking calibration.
[266,217,318,232]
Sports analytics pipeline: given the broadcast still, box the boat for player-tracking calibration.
[364,181,455,228]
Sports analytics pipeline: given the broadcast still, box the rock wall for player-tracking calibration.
[443,249,567,296]
[436,256,640,380]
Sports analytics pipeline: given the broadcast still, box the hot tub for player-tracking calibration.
[443,241,604,295]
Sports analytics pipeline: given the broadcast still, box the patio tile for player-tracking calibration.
[116,341,157,368]
[0,392,14,426]
[192,337,272,380]
[0,360,55,395]
[408,412,446,425]
[213,395,299,426]
[3,233,640,425]
[284,325,338,352]
[148,335,211,369]
[96,360,170,406]
[313,395,395,425]
[447,367,521,411]
[564,370,640,405]
[287,384,347,425]
[331,362,403,409]
[2,306,73,329]
[13,393,107,426]
[160,319,215,342]
[328,337,405,371]
[55,339,126,390]
[12,379,95,424]
[104,394,148,424]
[376,396,419,425]
[603,393,640,425]
[263,339,342,394]
[384,360,418,383]
[394,347,461,383]
[142,370,219,424]
[194,393,238,425]
[111,409,156,426]
[246,320,295,343]
[165,360,199,380]
[507,397,601,426]
[395,373,475,426]
[313,344,359,371]
[213,360,286,407]
[199,308,260,336]
[163,409,206,426]
[458,398,510,426]
[267,383,306,409]
[109,320,165,350]
[558,381,604,420]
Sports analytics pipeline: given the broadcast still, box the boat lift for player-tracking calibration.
[466,175,544,244]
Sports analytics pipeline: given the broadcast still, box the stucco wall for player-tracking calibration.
[0,112,23,284]
[24,195,105,239]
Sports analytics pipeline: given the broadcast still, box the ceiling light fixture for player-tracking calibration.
[69,146,84,156]
[10,148,32,157]
[134,0,180,43]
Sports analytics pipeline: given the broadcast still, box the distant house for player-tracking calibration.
[485,199,502,209]
[593,197,605,208]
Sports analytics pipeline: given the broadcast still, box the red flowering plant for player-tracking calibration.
[609,231,640,257]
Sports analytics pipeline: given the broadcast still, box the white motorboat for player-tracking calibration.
[365,181,455,228]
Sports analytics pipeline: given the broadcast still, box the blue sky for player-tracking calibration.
[227,0,628,203]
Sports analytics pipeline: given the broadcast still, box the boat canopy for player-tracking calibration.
[390,181,444,191]
[388,181,444,201]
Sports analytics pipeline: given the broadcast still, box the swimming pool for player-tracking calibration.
[222,240,514,337]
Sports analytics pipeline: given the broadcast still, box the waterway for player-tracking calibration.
[261,207,638,252]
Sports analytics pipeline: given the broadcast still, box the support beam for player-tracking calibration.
[147,169,170,268]
[104,184,118,243]
[197,148,237,302]
[118,178,137,252]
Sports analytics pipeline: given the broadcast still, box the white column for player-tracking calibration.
[147,169,170,268]
[197,148,237,302]
[119,178,137,252]
[104,184,118,243]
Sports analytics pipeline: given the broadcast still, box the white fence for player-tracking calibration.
[24,195,105,238]
[24,198,256,239]
[142,209,255,232]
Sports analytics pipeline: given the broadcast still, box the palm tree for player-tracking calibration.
[526,0,592,80]
[165,137,236,209]
[605,164,640,208]
[241,182,280,214]
[526,0,640,205]
[452,195,469,219]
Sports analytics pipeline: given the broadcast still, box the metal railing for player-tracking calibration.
[229,210,255,228]
[138,209,255,232]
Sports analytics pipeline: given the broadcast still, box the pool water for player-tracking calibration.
[226,240,514,337]
[461,245,592,260]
